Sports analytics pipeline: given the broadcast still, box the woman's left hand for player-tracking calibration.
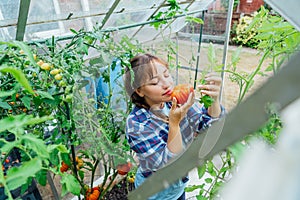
[198,72,222,117]
[198,72,222,101]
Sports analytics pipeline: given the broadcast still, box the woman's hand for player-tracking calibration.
[198,72,222,101]
[169,92,195,125]
[168,92,194,153]
[198,72,222,118]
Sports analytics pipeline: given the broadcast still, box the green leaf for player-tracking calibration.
[0,66,34,94]
[0,114,52,133]
[0,101,11,109]
[208,43,217,70]
[0,91,15,98]
[35,90,54,100]
[22,134,49,159]
[12,41,37,67]
[185,16,203,24]
[204,177,212,183]
[199,95,215,108]
[60,173,81,196]
[185,184,202,192]
[21,96,31,109]
[36,169,48,186]
[196,195,208,200]
[1,140,20,155]
[6,158,42,191]
[231,46,242,66]
[70,29,78,34]
[197,164,206,179]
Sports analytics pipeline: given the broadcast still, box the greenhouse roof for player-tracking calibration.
[0,0,214,43]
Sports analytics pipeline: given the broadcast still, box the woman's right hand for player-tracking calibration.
[169,92,195,125]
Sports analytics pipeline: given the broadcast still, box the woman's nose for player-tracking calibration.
[160,77,171,88]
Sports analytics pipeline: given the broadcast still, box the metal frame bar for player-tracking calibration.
[15,0,31,41]
[220,0,235,103]
[193,10,205,89]
[99,0,121,30]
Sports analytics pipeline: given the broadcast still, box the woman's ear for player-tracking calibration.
[135,88,144,97]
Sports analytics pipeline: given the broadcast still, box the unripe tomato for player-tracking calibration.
[171,84,194,104]
[50,69,60,75]
[64,94,73,103]
[37,60,44,66]
[76,157,84,169]
[59,80,67,87]
[41,63,51,71]
[54,74,63,80]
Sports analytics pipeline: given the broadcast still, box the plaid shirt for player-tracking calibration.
[126,101,223,174]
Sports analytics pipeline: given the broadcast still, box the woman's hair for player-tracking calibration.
[124,53,168,109]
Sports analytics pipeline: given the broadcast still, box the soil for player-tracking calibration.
[102,179,134,200]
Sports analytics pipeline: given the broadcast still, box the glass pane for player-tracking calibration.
[89,0,115,13]
[102,10,153,29]
[115,0,164,12]
[0,26,16,41]
[0,0,20,21]
[132,24,158,43]
[189,0,215,11]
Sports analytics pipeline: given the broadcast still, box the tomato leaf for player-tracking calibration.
[6,158,42,191]
[199,95,215,108]
[61,173,81,196]
[0,65,34,94]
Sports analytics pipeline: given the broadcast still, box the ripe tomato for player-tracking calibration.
[171,84,194,104]
[117,162,132,175]
[60,161,69,173]
[86,188,100,200]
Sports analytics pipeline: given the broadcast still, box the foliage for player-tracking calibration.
[0,25,146,199]
[231,13,261,48]
[184,6,300,198]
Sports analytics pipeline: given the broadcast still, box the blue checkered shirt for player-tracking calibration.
[126,101,223,174]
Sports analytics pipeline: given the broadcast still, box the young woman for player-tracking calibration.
[124,53,224,200]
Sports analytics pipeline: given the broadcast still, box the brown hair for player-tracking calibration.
[124,53,168,109]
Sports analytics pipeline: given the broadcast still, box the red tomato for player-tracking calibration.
[86,188,100,200]
[117,162,132,175]
[60,161,69,173]
[171,84,194,104]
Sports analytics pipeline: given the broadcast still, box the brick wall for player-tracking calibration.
[238,0,264,14]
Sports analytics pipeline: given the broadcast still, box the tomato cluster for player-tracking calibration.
[171,84,194,104]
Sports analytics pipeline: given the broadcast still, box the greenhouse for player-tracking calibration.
[0,0,300,199]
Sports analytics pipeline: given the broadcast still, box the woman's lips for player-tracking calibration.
[163,90,172,96]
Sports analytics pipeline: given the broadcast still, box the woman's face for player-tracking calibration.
[135,62,174,107]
